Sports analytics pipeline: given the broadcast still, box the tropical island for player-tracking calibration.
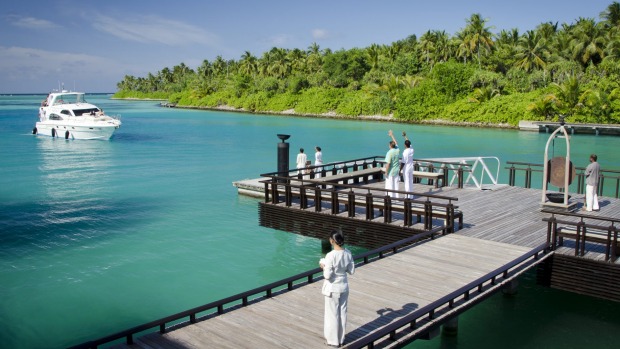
[114,2,620,127]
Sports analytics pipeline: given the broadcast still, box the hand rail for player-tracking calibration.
[541,209,618,261]
[506,161,620,198]
[345,242,551,349]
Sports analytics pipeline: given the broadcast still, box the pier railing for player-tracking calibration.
[261,155,474,190]
[345,242,551,349]
[506,161,620,198]
[542,209,619,262]
[69,232,477,349]
[259,174,461,237]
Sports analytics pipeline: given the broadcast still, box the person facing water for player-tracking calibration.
[402,131,414,199]
[315,146,323,178]
[584,154,600,211]
[320,230,355,347]
[296,148,307,175]
[384,130,400,198]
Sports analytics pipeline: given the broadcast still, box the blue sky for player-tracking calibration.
[0,0,613,93]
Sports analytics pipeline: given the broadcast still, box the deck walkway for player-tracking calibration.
[110,235,539,349]
[87,183,620,349]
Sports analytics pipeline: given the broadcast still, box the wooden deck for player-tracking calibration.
[110,235,538,349]
[86,182,620,349]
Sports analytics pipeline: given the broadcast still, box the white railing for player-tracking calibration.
[422,156,501,189]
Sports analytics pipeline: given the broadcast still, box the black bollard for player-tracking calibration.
[277,134,290,180]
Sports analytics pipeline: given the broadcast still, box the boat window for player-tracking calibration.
[49,114,63,120]
[75,108,99,116]
[61,110,72,115]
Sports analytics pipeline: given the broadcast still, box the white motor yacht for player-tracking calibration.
[33,91,121,140]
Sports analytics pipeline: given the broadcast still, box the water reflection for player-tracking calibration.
[36,138,114,229]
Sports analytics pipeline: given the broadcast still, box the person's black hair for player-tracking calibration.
[590,154,597,161]
[330,230,345,246]
[404,140,411,147]
[316,146,321,151]
[300,148,304,153]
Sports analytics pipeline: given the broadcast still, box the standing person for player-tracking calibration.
[320,230,355,347]
[584,154,600,211]
[384,131,400,198]
[402,131,414,198]
[296,148,307,175]
[315,146,323,179]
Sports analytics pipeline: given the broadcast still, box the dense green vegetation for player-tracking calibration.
[114,2,620,126]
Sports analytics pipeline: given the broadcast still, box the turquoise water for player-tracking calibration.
[0,95,618,349]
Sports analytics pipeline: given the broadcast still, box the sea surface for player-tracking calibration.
[0,94,619,349]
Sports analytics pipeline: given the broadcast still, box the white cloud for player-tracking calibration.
[312,29,330,40]
[6,15,59,30]
[92,15,218,47]
[267,34,293,47]
[0,46,134,92]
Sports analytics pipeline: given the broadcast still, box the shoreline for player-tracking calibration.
[112,97,517,129]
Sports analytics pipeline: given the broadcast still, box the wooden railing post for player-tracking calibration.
[348,189,355,217]
[300,185,307,209]
[365,192,374,220]
[285,184,292,207]
[508,163,515,186]
[271,179,279,204]
[404,198,412,227]
[331,188,339,215]
[384,196,392,223]
[525,165,532,188]
[424,198,433,230]
[315,186,322,212]
[575,220,585,256]
[446,201,455,234]
[457,166,464,189]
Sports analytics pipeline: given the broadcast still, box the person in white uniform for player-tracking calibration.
[320,230,355,347]
[384,130,400,198]
[315,146,323,179]
[584,154,600,211]
[296,148,307,175]
[401,132,414,198]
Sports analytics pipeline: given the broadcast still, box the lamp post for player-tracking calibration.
[277,134,290,178]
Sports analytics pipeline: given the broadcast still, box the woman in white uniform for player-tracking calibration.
[320,230,355,347]
[315,146,323,178]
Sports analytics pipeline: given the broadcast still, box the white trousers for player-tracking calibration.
[403,167,414,198]
[585,185,599,211]
[385,175,399,198]
[315,161,323,178]
[324,290,348,346]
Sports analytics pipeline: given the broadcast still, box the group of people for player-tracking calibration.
[384,130,415,199]
[296,146,323,177]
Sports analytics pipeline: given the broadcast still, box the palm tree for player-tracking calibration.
[418,30,437,67]
[463,13,495,69]
[239,51,258,77]
[366,44,381,70]
[470,85,500,103]
[453,30,472,64]
[570,18,606,67]
[514,30,549,72]
[527,94,559,120]
[287,48,306,73]
[433,30,452,63]
[600,2,620,28]
[550,76,583,116]
[307,42,323,73]
[536,22,558,40]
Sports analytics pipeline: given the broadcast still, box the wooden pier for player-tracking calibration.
[73,165,620,349]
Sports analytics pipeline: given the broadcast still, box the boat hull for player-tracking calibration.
[34,122,118,140]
